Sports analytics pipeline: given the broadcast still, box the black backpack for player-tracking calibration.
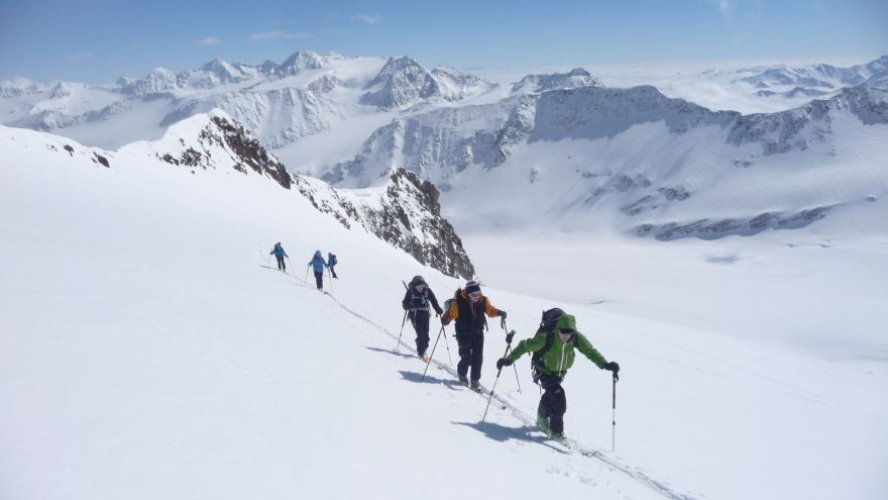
[530,308,575,383]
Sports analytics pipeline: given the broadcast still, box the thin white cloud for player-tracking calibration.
[197,36,222,46]
[68,52,95,63]
[351,14,381,25]
[250,30,315,40]
[707,0,733,19]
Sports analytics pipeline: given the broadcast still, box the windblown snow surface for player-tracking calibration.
[2,122,887,500]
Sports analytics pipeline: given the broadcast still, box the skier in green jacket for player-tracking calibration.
[496,312,619,439]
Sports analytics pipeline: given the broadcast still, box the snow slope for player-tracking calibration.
[3,119,888,500]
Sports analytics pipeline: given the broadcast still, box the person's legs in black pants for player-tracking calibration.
[314,271,323,290]
[413,310,430,357]
[456,335,471,383]
[469,334,484,385]
[538,375,567,436]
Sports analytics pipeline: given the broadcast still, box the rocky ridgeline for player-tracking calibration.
[41,113,475,279]
[292,169,475,280]
[156,114,475,279]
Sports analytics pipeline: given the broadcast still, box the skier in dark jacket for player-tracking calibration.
[496,312,620,439]
[270,242,288,271]
[307,250,327,290]
[327,252,338,279]
[402,275,444,361]
[441,280,507,391]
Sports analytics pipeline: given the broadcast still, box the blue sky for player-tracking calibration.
[1,0,886,83]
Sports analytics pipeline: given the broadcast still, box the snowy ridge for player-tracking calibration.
[0,112,474,278]
[738,55,888,92]
[511,67,602,94]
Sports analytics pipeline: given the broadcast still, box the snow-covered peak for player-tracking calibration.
[121,67,179,96]
[360,57,489,108]
[361,56,441,108]
[369,56,427,83]
[277,50,344,75]
[199,58,247,80]
[511,67,601,94]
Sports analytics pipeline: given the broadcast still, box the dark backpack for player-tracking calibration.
[531,308,574,383]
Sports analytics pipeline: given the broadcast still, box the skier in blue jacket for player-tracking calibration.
[308,250,328,290]
[270,242,288,272]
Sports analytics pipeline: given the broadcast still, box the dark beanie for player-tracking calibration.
[465,281,481,294]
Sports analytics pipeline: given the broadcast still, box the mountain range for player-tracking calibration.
[2,52,887,241]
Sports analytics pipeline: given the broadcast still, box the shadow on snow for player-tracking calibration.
[365,346,418,360]
[453,420,567,454]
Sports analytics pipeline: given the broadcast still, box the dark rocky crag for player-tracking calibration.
[292,169,475,280]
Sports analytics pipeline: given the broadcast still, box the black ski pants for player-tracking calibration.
[538,374,568,435]
[410,310,431,356]
[329,264,337,278]
[314,271,324,290]
[456,333,484,382]
[276,256,286,271]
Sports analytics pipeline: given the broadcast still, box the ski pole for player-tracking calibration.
[502,319,521,392]
[396,280,409,352]
[395,310,408,352]
[611,372,617,452]
[441,324,453,366]
[481,330,516,422]
[328,268,333,291]
[303,266,309,285]
[421,324,445,382]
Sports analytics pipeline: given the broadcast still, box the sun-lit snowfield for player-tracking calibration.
[2,123,887,500]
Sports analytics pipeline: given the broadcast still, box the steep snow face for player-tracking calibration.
[324,99,520,187]
[430,66,494,101]
[327,83,888,239]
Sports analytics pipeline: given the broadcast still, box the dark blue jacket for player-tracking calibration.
[270,245,288,258]
[309,251,327,273]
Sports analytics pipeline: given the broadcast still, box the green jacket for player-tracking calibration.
[506,314,608,377]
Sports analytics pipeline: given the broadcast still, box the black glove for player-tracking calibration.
[435,308,443,317]
[496,357,513,370]
[499,311,507,319]
[505,331,515,344]
[605,361,620,381]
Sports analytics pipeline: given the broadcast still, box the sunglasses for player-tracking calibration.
[468,291,482,300]
[559,328,575,336]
